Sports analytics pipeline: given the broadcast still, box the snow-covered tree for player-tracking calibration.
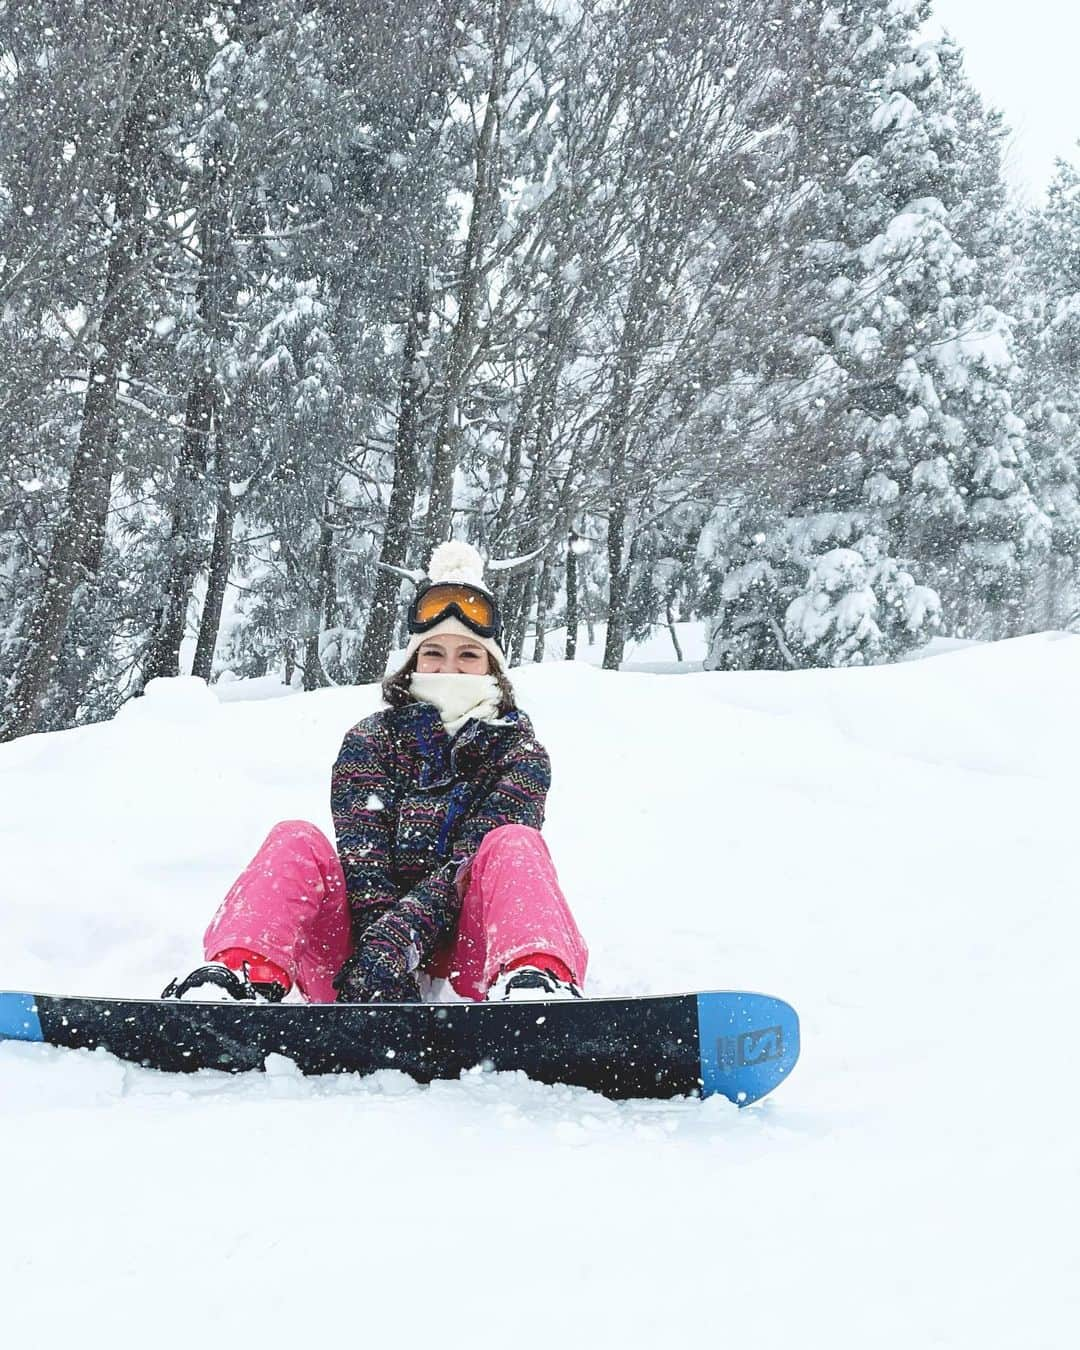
[0,0,1068,732]
[703,1,1043,668]
[1015,158,1080,629]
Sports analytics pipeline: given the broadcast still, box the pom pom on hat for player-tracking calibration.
[427,540,487,589]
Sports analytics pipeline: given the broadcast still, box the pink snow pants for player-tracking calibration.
[202,820,588,1002]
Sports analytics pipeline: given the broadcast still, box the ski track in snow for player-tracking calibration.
[1,631,1077,1348]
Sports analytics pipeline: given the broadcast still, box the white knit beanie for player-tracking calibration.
[403,541,507,673]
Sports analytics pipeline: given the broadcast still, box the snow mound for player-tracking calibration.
[116,675,221,723]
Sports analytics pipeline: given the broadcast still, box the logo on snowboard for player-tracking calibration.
[715,1025,783,1071]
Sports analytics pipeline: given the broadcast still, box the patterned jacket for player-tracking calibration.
[330,701,551,963]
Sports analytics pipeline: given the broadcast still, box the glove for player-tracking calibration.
[334,910,421,1003]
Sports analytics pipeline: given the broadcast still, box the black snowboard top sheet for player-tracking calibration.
[0,988,800,1106]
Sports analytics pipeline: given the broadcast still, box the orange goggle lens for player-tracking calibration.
[412,583,496,630]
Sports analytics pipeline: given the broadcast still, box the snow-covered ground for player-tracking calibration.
[2,633,1077,1347]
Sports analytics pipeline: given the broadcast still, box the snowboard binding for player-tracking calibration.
[161,962,286,1004]
[489,965,583,1001]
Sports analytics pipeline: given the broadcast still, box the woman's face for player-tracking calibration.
[415,634,492,675]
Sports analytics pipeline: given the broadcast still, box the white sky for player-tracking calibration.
[926,0,1080,202]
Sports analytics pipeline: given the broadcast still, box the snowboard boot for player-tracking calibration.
[488,964,583,1002]
[161,949,290,1004]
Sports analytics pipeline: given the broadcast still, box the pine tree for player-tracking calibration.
[704,1,1042,667]
[1016,158,1080,629]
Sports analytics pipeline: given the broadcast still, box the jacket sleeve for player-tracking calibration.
[330,715,399,932]
[390,731,552,965]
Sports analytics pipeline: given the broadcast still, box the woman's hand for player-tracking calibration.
[333,911,420,1003]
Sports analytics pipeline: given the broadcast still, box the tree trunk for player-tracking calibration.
[507,569,537,666]
[140,135,229,687]
[2,87,150,740]
[603,490,631,670]
[301,635,324,692]
[503,452,546,666]
[491,403,531,555]
[503,257,569,666]
[666,598,683,661]
[424,1,510,555]
[488,404,536,622]
[532,552,555,663]
[140,367,213,684]
[320,495,338,632]
[565,534,579,660]
[356,274,431,682]
[302,501,335,691]
[190,481,235,683]
[600,265,653,671]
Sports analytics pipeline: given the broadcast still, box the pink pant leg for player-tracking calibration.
[202,820,352,1003]
[431,823,588,1001]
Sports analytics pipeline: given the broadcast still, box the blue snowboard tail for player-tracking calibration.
[0,988,799,1106]
[0,992,42,1043]
[696,992,800,1106]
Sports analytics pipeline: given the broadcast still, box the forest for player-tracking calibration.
[3,0,1079,738]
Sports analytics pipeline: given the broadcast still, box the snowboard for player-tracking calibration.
[0,987,799,1106]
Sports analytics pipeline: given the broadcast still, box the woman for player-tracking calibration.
[164,542,588,1005]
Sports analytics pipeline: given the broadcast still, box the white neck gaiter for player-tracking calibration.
[409,672,503,738]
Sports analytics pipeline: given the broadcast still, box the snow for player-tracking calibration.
[932,308,1017,388]
[870,90,920,132]
[2,635,1079,1347]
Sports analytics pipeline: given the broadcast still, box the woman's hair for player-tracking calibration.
[381,649,518,714]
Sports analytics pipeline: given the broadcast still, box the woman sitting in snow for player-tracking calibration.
[164,542,588,1005]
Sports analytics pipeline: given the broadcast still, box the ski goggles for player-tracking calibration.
[407,581,501,640]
